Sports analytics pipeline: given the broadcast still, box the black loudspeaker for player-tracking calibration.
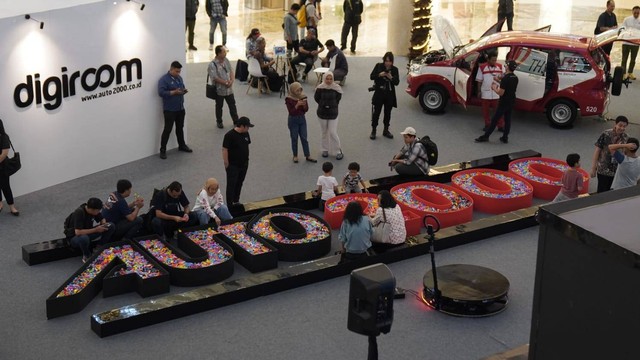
[347,263,395,336]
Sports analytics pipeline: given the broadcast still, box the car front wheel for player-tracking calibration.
[418,85,448,113]
[546,99,577,128]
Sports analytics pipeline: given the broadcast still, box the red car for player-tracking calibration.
[406,16,640,127]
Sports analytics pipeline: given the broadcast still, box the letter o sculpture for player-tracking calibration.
[390,181,474,229]
[451,169,534,214]
[508,157,589,200]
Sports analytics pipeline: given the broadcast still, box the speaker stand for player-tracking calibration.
[367,335,378,360]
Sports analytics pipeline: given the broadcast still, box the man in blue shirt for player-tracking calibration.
[158,61,193,159]
[102,179,145,241]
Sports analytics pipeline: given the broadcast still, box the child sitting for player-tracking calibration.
[315,161,339,210]
[342,162,368,193]
[552,153,583,203]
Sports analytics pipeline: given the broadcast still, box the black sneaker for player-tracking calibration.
[178,145,193,153]
[159,151,167,159]
[474,136,489,143]
[499,136,508,143]
[188,45,198,51]
[340,46,346,51]
[383,131,394,139]
[370,131,376,140]
[217,122,224,129]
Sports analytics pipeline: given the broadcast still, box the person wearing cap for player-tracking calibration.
[390,127,429,175]
[284,3,301,58]
[321,39,348,83]
[206,0,229,50]
[246,28,261,60]
[291,28,325,82]
[157,61,193,160]
[475,60,519,144]
[222,117,254,204]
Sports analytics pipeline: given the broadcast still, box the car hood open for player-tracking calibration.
[590,27,640,51]
[432,15,463,58]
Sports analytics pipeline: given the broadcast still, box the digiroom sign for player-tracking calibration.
[13,58,143,111]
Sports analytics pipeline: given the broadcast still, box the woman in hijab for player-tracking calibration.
[314,71,344,160]
[285,82,317,163]
[0,119,19,215]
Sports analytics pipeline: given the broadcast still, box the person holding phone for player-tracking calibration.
[63,198,116,263]
[285,82,317,163]
[157,61,193,160]
[369,52,400,140]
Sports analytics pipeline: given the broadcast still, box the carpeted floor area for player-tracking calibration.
[1,55,638,359]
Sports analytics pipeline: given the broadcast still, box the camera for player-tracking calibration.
[388,161,393,167]
[368,86,376,92]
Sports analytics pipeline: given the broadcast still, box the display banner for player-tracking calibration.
[0,0,183,196]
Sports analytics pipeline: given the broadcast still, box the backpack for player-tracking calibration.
[418,136,438,166]
[297,3,307,27]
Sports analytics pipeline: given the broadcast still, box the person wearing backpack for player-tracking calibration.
[390,127,429,175]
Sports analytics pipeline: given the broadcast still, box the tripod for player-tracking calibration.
[424,214,441,309]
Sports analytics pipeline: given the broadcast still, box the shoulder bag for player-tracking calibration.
[206,62,219,100]
[5,141,21,176]
[371,208,392,243]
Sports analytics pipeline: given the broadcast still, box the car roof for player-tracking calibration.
[479,30,591,51]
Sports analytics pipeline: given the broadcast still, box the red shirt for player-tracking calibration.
[560,169,583,198]
[285,97,308,116]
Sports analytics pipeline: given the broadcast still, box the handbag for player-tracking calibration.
[371,208,392,244]
[5,141,21,176]
[206,73,218,100]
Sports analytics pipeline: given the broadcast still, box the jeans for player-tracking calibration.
[340,22,359,51]
[160,110,186,152]
[113,217,144,241]
[288,115,310,157]
[209,17,227,45]
[215,93,239,124]
[226,164,249,204]
[483,102,513,138]
[68,224,116,257]
[621,44,639,74]
[151,215,198,238]
[0,172,14,205]
[193,204,233,225]
[185,19,196,46]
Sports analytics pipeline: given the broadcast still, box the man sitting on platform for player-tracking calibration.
[389,127,429,176]
[102,179,145,241]
[291,28,324,82]
[321,39,348,84]
[151,181,198,241]
[64,197,116,263]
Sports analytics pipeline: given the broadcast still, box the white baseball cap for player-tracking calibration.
[400,127,417,136]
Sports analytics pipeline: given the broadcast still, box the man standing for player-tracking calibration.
[291,28,325,81]
[609,138,640,190]
[223,117,254,205]
[591,116,629,192]
[209,45,238,129]
[284,3,301,58]
[151,181,197,240]
[185,0,199,51]
[64,198,116,263]
[476,51,505,132]
[390,127,429,176]
[158,61,192,160]
[595,0,617,56]
[321,40,349,83]
[475,60,518,144]
[206,0,229,50]
[340,0,363,54]
[306,0,320,36]
[497,0,515,31]
[102,179,145,241]
[621,6,640,80]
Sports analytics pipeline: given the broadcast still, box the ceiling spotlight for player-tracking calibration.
[126,0,145,10]
[25,14,44,29]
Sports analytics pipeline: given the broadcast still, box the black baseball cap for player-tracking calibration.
[236,116,254,127]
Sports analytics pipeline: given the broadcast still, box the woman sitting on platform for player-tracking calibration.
[370,190,406,252]
[339,201,372,261]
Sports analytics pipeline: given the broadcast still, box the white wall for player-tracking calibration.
[0,0,183,196]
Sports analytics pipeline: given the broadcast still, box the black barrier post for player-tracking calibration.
[424,214,441,310]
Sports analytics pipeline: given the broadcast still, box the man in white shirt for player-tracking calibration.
[609,137,640,190]
[621,6,640,80]
[476,51,505,131]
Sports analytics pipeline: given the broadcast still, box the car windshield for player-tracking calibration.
[590,49,607,71]
[453,37,490,57]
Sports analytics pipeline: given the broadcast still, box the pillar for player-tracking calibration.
[387,0,414,56]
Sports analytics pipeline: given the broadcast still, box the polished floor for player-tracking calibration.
[186,0,639,65]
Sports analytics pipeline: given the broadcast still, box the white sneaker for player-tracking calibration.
[208,44,213,51]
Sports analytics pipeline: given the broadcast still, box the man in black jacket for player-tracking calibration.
[206,0,229,49]
[340,0,363,54]
[185,0,199,51]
